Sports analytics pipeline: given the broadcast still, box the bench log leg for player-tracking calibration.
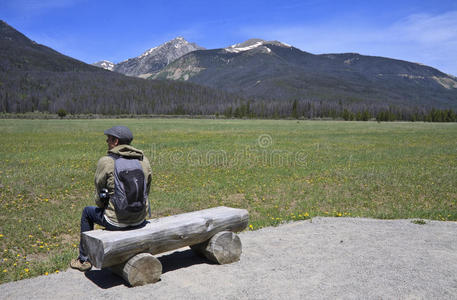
[109,253,162,287]
[190,231,242,264]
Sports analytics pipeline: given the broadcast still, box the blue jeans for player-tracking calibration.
[78,206,146,262]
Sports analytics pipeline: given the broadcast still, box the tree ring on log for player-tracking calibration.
[110,253,162,287]
[190,231,242,264]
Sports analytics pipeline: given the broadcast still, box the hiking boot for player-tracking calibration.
[70,258,92,271]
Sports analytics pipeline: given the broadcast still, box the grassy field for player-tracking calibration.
[0,118,456,283]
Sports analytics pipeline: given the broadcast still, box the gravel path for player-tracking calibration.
[2,217,457,299]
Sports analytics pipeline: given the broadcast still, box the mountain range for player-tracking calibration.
[1,19,457,118]
[95,37,457,109]
[152,38,457,108]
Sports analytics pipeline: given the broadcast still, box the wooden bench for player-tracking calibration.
[82,206,249,286]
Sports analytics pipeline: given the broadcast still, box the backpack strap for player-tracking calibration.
[108,153,120,160]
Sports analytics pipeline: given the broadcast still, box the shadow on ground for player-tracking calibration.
[84,249,213,289]
[159,249,215,274]
[84,269,127,289]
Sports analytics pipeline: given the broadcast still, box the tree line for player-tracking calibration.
[221,100,457,122]
[1,70,456,122]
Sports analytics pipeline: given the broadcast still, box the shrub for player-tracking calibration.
[57,109,67,119]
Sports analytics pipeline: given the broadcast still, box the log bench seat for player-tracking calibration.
[81,206,249,286]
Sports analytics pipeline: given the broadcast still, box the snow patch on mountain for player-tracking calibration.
[139,47,158,59]
[92,60,114,71]
[225,39,292,53]
[226,41,264,53]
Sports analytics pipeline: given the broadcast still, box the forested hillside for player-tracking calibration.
[0,70,246,114]
[0,20,245,115]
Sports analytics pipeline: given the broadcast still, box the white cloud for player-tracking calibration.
[240,10,457,75]
[396,11,457,44]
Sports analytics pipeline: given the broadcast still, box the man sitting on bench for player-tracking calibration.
[70,126,152,271]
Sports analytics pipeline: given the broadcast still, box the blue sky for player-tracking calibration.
[2,0,457,75]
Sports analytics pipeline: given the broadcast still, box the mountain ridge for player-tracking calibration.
[152,39,457,108]
[0,20,246,115]
[0,20,103,73]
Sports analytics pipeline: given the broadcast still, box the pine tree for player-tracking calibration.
[291,99,298,119]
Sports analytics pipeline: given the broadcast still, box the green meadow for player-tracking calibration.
[0,118,456,282]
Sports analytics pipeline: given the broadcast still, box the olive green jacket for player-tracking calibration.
[94,145,152,227]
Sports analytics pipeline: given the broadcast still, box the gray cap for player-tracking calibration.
[104,126,133,145]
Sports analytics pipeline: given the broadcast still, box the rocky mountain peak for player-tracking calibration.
[169,36,187,44]
[112,37,204,77]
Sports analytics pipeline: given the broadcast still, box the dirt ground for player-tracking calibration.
[2,217,457,299]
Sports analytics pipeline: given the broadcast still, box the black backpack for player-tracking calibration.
[110,154,148,220]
